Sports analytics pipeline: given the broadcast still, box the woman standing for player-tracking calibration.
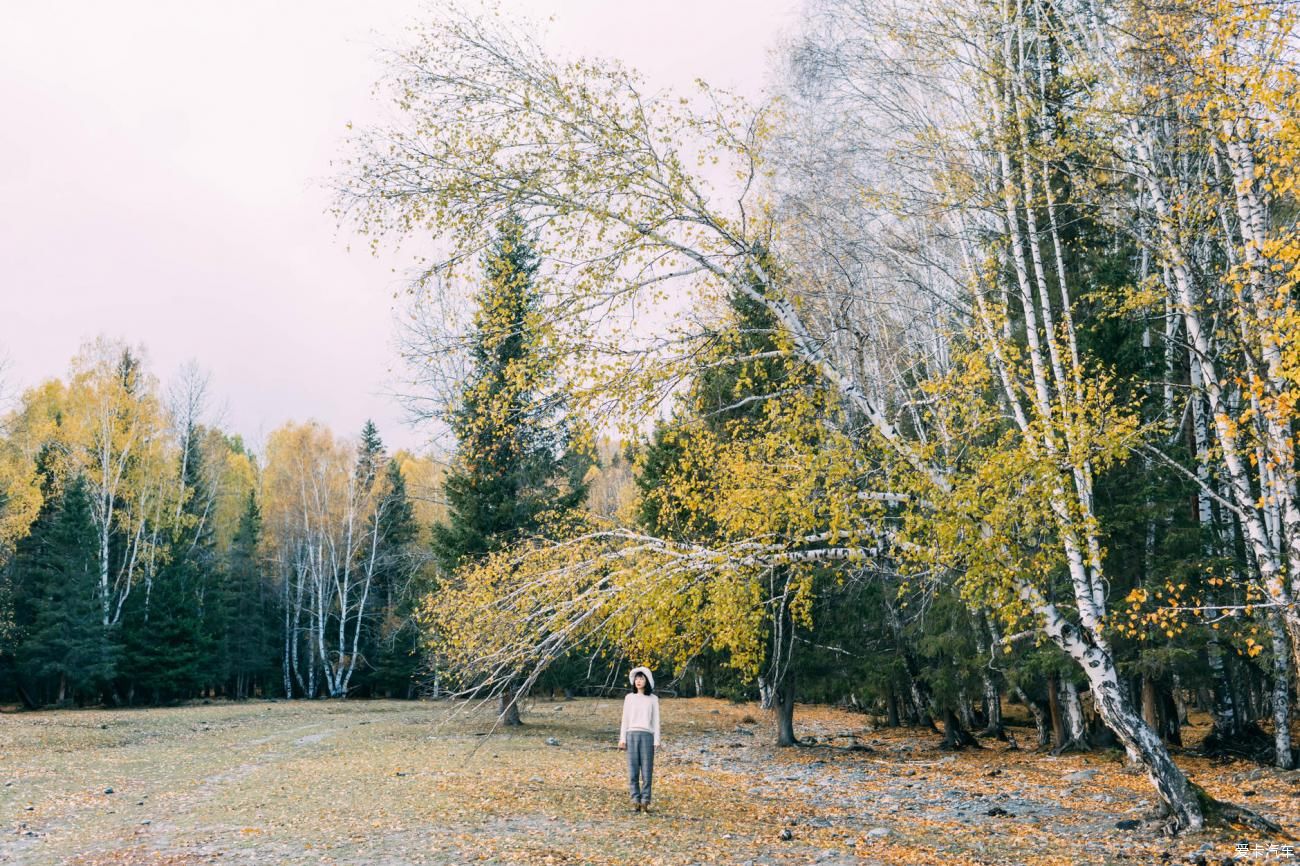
[618,666,660,812]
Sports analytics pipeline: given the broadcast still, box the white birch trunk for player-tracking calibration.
[1131,130,1300,672]
[1026,586,1204,829]
[1266,611,1295,769]
[1061,679,1088,749]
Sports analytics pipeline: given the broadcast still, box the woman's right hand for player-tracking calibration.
[618,741,626,750]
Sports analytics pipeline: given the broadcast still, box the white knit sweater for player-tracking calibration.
[619,693,660,746]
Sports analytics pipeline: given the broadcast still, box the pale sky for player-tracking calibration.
[0,0,800,454]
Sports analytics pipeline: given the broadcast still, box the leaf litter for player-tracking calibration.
[1,699,1294,865]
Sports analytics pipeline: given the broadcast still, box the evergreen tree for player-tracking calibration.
[6,446,59,706]
[221,491,278,698]
[636,248,818,537]
[118,563,207,703]
[433,215,588,569]
[633,255,828,743]
[16,475,116,705]
[432,215,589,720]
[362,459,427,697]
[117,424,214,703]
[357,420,385,489]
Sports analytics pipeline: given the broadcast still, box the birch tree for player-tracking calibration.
[61,339,172,630]
[262,421,393,698]
[1097,0,1300,769]
[0,389,46,570]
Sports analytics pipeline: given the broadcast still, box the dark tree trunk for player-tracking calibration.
[1230,653,1253,725]
[886,601,936,731]
[940,706,981,750]
[499,688,523,726]
[1164,694,1183,747]
[15,679,40,710]
[1142,675,1159,731]
[886,684,901,728]
[774,670,797,747]
[894,644,935,731]
[1047,675,1066,749]
[1088,713,1118,749]
[1139,676,1181,746]
[1171,674,1189,726]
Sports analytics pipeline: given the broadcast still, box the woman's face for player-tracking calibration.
[633,673,647,692]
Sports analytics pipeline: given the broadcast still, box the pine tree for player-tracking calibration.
[222,491,278,698]
[362,459,426,697]
[431,215,589,721]
[17,475,117,705]
[117,424,214,703]
[7,447,59,706]
[633,254,826,743]
[433,215,588,569]
[357,420,385,488]
[636,248,817,536]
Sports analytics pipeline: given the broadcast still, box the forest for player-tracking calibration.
[3,0,1300,842]
[0,341,449,706]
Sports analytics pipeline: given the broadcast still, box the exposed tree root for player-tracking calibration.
[1149,784,1291,838]
[979,723,1008,741]
[1049,737,1091,756]
[1199,785,1287,837]
[1207,800,1286,836]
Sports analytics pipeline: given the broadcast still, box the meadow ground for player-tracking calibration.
[1,697,1295,865]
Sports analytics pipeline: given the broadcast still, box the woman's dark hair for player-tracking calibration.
[630,672,653,695]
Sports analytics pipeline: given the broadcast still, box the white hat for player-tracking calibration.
[629,666,655,690]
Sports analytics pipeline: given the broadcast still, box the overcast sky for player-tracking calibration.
[0,0,799,454]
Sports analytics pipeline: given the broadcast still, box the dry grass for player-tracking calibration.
[1,698,1295,865]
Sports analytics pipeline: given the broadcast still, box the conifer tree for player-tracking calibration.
[118,424,213,702]
[356,420,385,489]
[363,459,426,697]
[633,258,830,744]
[432,215,589,722]
[17,475,116,705]
[222,491,278,698]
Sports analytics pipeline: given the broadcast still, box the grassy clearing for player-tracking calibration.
[1,698,1293,865]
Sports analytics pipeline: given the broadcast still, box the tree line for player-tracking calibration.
[0,341,438,706]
